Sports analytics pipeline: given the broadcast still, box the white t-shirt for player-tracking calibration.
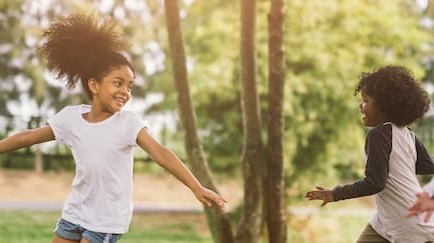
[48,105,147,234]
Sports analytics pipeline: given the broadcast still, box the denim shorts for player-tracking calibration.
[54,218,122,243]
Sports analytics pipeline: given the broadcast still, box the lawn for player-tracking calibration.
[0,199,374,243]
[289,199,374,243]
[0,210,212,243]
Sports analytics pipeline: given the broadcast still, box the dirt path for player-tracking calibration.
[0,169,242,211]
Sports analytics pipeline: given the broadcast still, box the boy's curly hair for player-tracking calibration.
[354,65,430,126]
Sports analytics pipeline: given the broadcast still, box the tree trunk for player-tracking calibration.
[266,0,287,242]
[235,0,264,242]
[34,144,43,173]
[28,116,43,173]
[163,1,234,242]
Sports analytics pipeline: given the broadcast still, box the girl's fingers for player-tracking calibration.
[405,207,422,218]
[405,211,416,218]
[203,192,226,210]
[407,203,417,212]
[202,198,212,207]
[425,210,433,222]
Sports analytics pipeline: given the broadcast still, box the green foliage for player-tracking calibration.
[174,0,431,180]
[179,0,243,173]
[284,0,430,183]
[0,0,26,116]
[0,151,76,171]
[1,0,432,184]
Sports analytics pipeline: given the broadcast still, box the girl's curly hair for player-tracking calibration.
[354,65,430,126]
[38,12,134,99]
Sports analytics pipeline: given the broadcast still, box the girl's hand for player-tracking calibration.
[406,191,434,222]
[305,186,334,206]
[194,186,227,212]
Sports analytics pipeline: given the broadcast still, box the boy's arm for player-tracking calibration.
[0,126,55,153]
[333,126,391,201]
[136,128,226,210]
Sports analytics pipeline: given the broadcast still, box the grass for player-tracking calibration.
[0,199,374,243]
[0,210,57,243]
[289,198,373,243]
[124,213,212,243]
[0,210,212,243]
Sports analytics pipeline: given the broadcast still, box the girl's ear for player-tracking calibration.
[88,79,98,96]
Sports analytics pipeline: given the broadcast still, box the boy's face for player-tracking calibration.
[359,92,387,127]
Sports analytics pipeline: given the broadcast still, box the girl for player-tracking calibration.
[407,188,434,223]
[0,13,226,243]
[305,65,434,242]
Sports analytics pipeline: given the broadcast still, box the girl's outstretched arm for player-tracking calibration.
[406,191,434,222]
[136,128,226,211]
[0,126,55,153]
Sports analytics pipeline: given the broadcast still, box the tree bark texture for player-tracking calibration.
[266,0,287,242]
[235,0,264,242]
[163,1,234,242]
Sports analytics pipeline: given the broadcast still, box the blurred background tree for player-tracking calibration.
[1,0,434,240]
[284,0,432,190]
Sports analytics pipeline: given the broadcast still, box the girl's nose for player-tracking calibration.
[121,85,130,95]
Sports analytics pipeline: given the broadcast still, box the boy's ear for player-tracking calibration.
[88,79,98,95]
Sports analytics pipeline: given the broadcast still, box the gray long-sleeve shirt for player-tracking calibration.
[332,123,434,242]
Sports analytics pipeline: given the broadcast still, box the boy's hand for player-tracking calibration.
[305,186,334,206]
[406,191,434,222]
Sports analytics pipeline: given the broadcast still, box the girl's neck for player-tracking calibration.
[83,105,114,123]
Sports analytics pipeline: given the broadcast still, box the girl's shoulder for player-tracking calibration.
[58,104,86,113]
[48,105,85,128]
[117,109,147,125]
[52,105,84,118]
[117,109,140,119]
[116,109,149,130]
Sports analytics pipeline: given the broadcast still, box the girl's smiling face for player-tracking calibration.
[90,65,134,114]
[359,92,387,127]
